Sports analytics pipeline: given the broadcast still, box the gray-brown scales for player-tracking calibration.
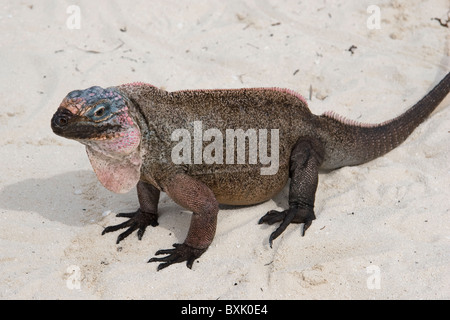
[51,72,449,270]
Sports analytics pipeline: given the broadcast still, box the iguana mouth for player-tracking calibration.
[90,132,124,141]
[51,109,122,140]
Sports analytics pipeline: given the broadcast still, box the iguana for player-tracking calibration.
[51,72,450,270]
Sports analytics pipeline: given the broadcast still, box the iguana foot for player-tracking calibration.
[258,205,315,247]
[102,209,158,244]
[148,243,207,271]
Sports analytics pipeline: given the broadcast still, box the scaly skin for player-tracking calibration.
[51,72,450,270]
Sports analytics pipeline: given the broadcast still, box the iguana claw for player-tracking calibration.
[102,209,158,244]
[148,243,207,271]
[259,206,315,247]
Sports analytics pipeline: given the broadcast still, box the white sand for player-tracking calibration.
[0,0,449,299]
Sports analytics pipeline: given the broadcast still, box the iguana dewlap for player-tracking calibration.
[51,73,449,270]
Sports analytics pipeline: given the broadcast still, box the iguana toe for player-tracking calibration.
[259,206,316,247]
[148,243,207,271]
[102,209,158,244]
[258,209,287,225]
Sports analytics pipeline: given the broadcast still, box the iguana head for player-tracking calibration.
[51,86,142,193]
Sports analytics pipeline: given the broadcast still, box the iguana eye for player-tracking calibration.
[94,106,105,117]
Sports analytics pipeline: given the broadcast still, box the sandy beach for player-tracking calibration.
[0,0,449,299]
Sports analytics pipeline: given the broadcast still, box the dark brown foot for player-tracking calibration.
[259,205,315,247]
[148,243,207,271]
[102,209,158,244]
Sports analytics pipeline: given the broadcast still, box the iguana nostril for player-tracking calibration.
[57,116,68,126]
[51,111,71,128]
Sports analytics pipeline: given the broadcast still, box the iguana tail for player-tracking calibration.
[319,72,450,170]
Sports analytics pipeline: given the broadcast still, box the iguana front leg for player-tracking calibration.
[149,173,219,271]
[259,139,323,247]
[102,181,160,243]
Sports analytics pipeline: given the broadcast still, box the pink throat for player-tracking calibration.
[85,126,141,156]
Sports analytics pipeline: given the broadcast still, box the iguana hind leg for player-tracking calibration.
[259,139,323,247]
[102,181,160,244]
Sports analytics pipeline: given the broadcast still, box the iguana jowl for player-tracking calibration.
[51,72,450,270]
